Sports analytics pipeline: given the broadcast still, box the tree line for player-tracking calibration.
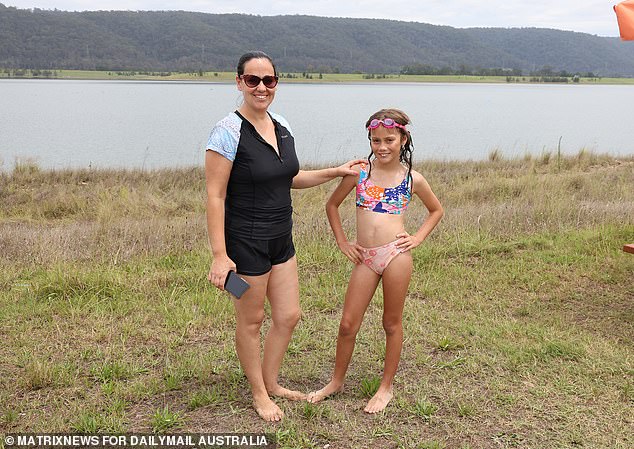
[1,3,633,76]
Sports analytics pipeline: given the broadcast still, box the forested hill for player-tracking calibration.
[2,3,634,76]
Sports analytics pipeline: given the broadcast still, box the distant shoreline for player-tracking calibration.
[2,69,634,85]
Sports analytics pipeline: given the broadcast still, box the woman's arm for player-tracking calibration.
[395,170,444,252]
[326,173,363,264]
[205,151,236,290]
[291,159,365,189]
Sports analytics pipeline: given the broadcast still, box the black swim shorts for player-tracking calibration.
[226,232,296,276]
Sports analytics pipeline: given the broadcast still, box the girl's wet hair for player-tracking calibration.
[237,51,277,76]
[365,108,414,193]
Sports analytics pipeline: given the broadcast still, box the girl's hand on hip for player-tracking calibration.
[395,232,421,252]
[338,240,363,264]
[335,159,365,177]
[208,255,237,290]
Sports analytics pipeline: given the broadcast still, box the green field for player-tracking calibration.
[2,69,634,85]
[1,153,633,448]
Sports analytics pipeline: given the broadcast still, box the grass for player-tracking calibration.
[150,406,184,433]
[359,376,382,398]
[3,69,634,85]
[0,153,633,447]
[408,398,438,421]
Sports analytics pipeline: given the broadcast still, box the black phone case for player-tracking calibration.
[224,271,250,299]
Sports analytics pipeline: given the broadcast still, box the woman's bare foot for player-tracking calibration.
[306,381,344,403]
[267,384,307,401]
[364,387,393,413]
[253,395,284,422]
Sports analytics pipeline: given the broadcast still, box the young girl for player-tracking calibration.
[307,109,443,413]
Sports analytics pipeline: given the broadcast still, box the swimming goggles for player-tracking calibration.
[240,74,279,88]
[367,118,407,131]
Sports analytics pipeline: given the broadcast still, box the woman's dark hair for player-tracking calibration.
[365,108,414,193]
[237,51,277,76]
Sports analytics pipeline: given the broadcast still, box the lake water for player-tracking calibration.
[1,79,633,170]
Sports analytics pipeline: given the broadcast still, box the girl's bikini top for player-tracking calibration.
[355,163,412,214]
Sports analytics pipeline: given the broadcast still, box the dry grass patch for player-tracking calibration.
[0,154,632,447]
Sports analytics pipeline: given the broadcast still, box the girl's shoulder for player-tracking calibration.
[409,168,425,181]
[343,161,364,179]
[409,169,434,193]
[344,162,363,182]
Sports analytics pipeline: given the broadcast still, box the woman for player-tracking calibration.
[205,51,362,422]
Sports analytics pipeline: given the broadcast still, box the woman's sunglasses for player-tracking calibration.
[367,118,407,131]
[240,74,279,89]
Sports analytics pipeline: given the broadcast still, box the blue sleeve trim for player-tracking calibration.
[270,112,293,137]
[206,113,241,162]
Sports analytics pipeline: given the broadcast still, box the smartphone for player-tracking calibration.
[224,271,250,299]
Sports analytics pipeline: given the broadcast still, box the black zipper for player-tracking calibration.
[235,110,284,164]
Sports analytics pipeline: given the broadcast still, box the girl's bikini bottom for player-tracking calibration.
[359,239,404,275]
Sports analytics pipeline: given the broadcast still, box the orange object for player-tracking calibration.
[614,0,634,40]
[624,244,634,254]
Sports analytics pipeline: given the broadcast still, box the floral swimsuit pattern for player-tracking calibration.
[358,241,401,275]
[355,163,411,214]
[355,162,412,274]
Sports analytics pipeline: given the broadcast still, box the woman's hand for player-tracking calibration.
[338,240,363,264]
[208,255,237,290]
[395,232,422,252]
[334,159,365,177]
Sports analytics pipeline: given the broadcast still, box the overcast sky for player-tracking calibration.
[1,0,624,37]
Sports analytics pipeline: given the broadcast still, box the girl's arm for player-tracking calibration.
[326,173,363,264]
[291,159,365,189]
[205,151,236,290]
[395,170,444,252]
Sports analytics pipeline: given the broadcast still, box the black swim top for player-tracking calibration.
[206,111,300,239]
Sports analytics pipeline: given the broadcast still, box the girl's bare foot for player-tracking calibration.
[268,384,307,401]
[307,381,344,403]
[364,387,393,413]
[253,396,284,422]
